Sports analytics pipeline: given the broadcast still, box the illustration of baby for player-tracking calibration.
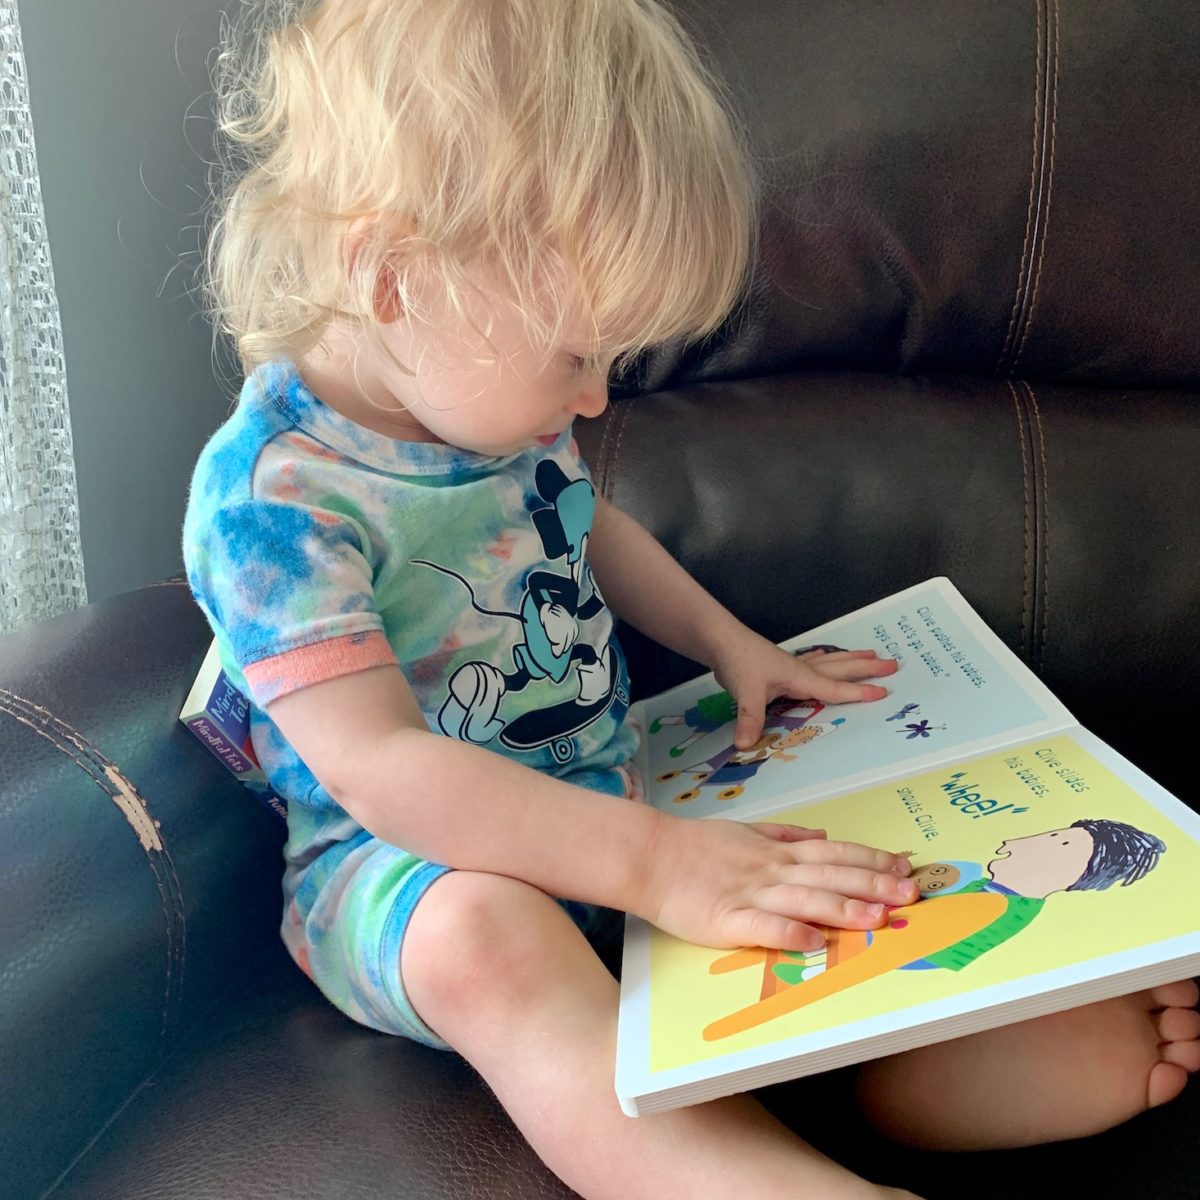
[658,705,846,805]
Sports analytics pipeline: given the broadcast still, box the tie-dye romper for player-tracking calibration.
[183,363,641,1046]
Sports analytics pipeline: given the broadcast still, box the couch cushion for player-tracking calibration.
[0,583,283,1199]
[50,938,577,1200]
[628,0,1200,394]
[49,931,1200,1200]
[578,372,1200,806]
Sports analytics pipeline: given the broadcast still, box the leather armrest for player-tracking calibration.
[0,583,284,1198]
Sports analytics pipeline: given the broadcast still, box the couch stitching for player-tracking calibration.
[37,1076,158,1200]
[1014,0,1060,371]
[594,405,619,500]
[996,0,1044,374]
[1023,381,1052,672]
[1007,381,1034,663]
[0,691,186,1046]
[609,395,636,495]
[0,700,162,850]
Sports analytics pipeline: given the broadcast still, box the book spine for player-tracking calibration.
[253,787,289,822]
[183,715,261,778]
[181,646,286,822]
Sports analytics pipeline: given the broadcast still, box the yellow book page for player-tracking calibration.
[649,733,1200,1072]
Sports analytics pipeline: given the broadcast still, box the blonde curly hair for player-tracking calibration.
[206,0,757,377]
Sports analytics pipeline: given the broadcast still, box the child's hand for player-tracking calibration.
[712,633,898,749]
[636,814,917,951]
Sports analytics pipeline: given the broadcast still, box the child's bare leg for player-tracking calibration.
[402,872,919,1200]
[856,980,1200,1150]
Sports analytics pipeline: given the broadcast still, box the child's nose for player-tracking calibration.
[572,378,609,419]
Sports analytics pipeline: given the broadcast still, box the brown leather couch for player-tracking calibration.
[3,2,1197,1196]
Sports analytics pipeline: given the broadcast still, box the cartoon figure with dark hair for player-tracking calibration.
[705,818,1167,1040]
[648,645,846,758]
[413,459,627,764]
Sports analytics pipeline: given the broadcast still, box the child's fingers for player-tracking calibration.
[790,837,913,877]
[774,862,918,909]
[755,883,897,931]
[771,660,895,708]
[722,908,827,954]
[794,677,890,704]
[808,657,898,682]
[800,649,879,663]
[733,693,766,749]
[749,822,827,843]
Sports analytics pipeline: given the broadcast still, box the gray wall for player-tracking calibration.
[20,0,233,604]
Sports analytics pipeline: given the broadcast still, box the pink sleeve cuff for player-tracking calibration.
[244,630,398,705]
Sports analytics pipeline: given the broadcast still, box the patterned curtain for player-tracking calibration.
[0,0,86,634]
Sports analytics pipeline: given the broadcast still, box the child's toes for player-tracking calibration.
[1150,979,1200,1009]
[1157,1006,1200,1043]
[1161,1038,1200,1073]
[1147,1062,1190,1108]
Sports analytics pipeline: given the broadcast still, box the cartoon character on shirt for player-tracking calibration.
[413,459,627,763]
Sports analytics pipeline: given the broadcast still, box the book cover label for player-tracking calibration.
[184,715,260,777]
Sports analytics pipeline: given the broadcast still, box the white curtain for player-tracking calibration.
[0,0,85,634]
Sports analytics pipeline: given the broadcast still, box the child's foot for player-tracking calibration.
[856,980,1200,1150]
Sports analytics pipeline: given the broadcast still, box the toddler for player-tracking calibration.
[184,3,1199,1198]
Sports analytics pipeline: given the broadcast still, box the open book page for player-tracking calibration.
[616,728,1200,1115]
[634,578,1075,821]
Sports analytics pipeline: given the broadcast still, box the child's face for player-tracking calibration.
[373,268,612,456]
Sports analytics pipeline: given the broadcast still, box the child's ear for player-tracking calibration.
[345,213,415,326]
[371,261,403,326]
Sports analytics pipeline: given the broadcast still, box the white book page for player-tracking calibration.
[635,578,1075,822]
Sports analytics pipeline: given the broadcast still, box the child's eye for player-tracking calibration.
[565,353,589,375]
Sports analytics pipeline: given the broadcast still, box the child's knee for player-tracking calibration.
[402,871,569,1022]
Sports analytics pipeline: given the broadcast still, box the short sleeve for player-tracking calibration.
[184,495,397,706]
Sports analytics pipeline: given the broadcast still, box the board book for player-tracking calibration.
[615,577,1200,1115]
[180,640,286,820]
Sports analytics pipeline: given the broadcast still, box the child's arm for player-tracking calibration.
[266,663,917,952]
[587,496,898,748]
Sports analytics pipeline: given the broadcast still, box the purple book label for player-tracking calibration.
[203,674,253,745]
[185,716,259,776]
